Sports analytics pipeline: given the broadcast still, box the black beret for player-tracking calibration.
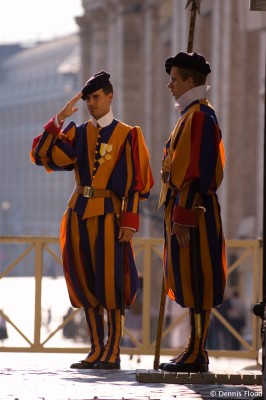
[81,70,111,100]
[165,52,211,76]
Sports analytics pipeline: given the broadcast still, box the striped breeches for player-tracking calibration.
[173,308,211,365]
[84,305,121,364]
[60,208,139,310]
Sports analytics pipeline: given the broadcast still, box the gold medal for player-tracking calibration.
[98,157,105,165]
[105,154,112,160]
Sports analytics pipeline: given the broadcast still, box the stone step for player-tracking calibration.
[136,369,262,385]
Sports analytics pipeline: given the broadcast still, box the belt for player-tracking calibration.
[75,185,112,198]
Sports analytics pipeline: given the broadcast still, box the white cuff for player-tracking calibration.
[54,115,63,128]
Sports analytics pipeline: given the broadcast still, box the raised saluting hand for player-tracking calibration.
[57,92,83,122]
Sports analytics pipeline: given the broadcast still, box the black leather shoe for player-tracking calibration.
[159,361,174,370]
[163,362,208,373]
[93,361,120,370]
[70,360,97,369]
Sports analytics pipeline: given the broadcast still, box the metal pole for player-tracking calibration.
[153,277,166,369]
[120,244,125,337]
[120,197,126,337]
[186,0,201,53]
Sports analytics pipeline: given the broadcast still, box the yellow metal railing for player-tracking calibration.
[0,236,262,359]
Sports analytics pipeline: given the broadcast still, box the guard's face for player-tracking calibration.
[167,67,194,101]
[85,89,113,120]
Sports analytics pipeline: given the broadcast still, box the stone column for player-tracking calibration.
[256,31,266,237]
[118,3,143,125]
[169,0,190,129]
[110,1,125,119]
[142,0,158,152]
[222,1,232,237]
[89,12,108,73]
[174,0,190,53]
[142,0,159,235]
[76,1,109,120]
[211,0,232,236]
[75,14,92,86]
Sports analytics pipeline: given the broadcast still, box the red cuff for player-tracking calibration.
[120,212,139,231]
[172,205,196,226]
[44,116,62,137]
[32,134,42,150]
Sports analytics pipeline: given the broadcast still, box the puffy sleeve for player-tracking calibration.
[170,111,225,226]
[30,116,78,173]
[130,126,154,199]
[112,126,154,231]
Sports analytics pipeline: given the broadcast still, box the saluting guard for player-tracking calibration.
[30,71,154,370]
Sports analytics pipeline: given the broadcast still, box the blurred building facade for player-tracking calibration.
[0,0,265,241]
[0,35,81,237]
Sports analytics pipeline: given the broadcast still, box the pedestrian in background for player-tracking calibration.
[227,290,246,350]
[158,52,226,373]
[0,311,8,345]
[30,71,154,370]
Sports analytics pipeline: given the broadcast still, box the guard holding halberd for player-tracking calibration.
[158,52,227,373]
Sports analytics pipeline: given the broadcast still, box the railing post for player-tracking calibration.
[33,238,43,350]
[142,239,152,349]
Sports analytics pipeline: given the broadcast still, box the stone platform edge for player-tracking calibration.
[136,369,262,385]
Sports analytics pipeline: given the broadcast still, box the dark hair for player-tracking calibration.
[178,67,206,86]
[102,83,113,95]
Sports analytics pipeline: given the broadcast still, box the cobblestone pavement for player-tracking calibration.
[0,353,263,400]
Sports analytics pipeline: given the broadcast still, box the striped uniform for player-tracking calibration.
[159,99,226,366]
[30,116,153,364]
[159,99,226,311]
[31,117,153,309]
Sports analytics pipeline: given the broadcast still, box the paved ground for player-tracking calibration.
[0,352,263,400]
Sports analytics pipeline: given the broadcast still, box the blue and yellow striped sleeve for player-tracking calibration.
[30,117,77,173]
